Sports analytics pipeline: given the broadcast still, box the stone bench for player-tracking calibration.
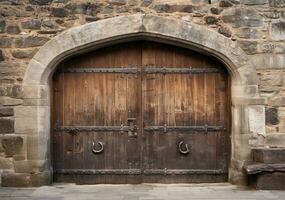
[244,147,285,190]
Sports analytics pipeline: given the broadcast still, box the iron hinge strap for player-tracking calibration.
[53,125,139,133]
[144,125,226,132]
[143,67,220,74]
[61,67,220,74]
[55,169,227,175]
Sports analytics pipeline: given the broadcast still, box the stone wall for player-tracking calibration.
[0,0,284,186]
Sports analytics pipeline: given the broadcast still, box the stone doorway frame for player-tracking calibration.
[16,14,266,186]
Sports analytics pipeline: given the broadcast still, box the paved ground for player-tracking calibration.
[0,183,285,200]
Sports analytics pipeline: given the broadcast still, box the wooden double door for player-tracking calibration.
[52,41,230,184]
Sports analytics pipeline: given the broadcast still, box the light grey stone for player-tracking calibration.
[269,0,285,7]
[0,157,13,169]
[270,21,285,40]
[248,105,266,136]
[235,28,261,39]
[222,8,263,28]
[266,133,285,146]
[0,97,23,106]
[241,0,267,5]
[252,54,285,69]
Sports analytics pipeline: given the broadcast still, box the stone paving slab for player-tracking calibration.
[0,183,285,200]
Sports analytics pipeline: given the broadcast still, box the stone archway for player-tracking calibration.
[14,14,265,186]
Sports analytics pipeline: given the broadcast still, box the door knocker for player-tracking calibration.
[92,141,104,154]
[178,141,190,155]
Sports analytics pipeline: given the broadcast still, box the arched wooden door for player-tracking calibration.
[52,41,230,184]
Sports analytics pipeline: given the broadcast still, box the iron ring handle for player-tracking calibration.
[92,141,104,154]
[178,141,190,155]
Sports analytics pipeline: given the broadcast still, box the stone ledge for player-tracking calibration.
[1,171,51,187]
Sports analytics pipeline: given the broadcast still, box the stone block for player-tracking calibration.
[269,96,285,106]
[51,7,69,17]
[278,107,285,118]
[252,147,285,163]
[14,160,47,173]
[30,171,51,186]
[23,98,49,106]
[0,16,6,33]
[1,172,32,187]
[0,61,23,79]
[64,2,102,16]
[0,118,14,133]
[141,0,152,7]
[266,107,279,125]
[252,54,285,69]
[0,157,13,169]
[12,49,37,59]
[23,59,45,85]
[218,25,232,37]
[256,172,285,190]
[232,85,259,98]
[6,25,20,34]
[237,40,258,55]
[109,0,126,5]
[27,135,47,160]
[241,0,267,5]
[269,0,285,7]
[235,28,261,39]
[231,97,267,105]
[0,107,13,117]
[14,117,40,134]
[22,84,48,99]
[153,4,195,13]
[29,0,53,5]
[222,8,263,28]
[0,36,12,48]
[15,106,48,118]
[0,97,23,106]
[1,136,23,156]
[259,71,282,86]
[248,105,265,136]
[236,65,259,85]
[21,19,41,30]
[270,21,285,40]
[15,36,50,48]
[266,133,285,146]
[204,15,219,25]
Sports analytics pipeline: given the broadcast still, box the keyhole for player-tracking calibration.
[208,0,211,4]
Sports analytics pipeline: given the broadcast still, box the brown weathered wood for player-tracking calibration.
[52,41,230,184]
[245,163,285,175]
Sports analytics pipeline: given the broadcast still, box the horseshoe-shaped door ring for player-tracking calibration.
[178,141,190,155]
[92,141,104,154]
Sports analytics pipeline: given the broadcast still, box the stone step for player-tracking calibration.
[252,147,285,164]
[256,172,285,190]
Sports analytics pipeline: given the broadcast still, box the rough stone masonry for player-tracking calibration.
[0,0,285,187]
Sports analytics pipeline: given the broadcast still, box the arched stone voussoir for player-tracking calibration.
[23,14,254,86]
